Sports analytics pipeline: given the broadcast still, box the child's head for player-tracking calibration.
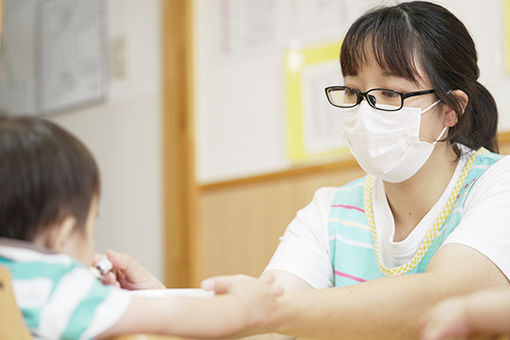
[0,116,100,265]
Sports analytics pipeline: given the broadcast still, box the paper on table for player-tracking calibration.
[129,288,214,299]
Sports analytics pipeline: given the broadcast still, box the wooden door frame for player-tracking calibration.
[161,0,200,287]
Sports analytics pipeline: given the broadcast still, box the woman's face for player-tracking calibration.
[343,57,447,144]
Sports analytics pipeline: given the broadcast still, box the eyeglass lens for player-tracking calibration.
[328,88,402,109]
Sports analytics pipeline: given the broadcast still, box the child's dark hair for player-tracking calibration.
[340,1,498,154]
[0,116,100,241]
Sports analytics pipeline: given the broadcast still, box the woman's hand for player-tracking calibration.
[95,250,165,290]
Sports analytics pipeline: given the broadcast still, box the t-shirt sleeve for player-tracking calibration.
[76,279,131,340]
[264,187,335,289]
[443,156,510,279]
[36,266,131,340]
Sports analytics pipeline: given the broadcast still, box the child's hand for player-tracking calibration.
[419,297,471,340]
[95,250,165,290]
[229,273,284,328]
[202,273,284,329]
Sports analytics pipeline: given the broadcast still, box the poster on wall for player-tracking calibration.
[218,0,352,58]
[37,0,107,115]
[285,41,351,163]
[0,0,107,116]
[288,0,348,43]
[219,0,287,57]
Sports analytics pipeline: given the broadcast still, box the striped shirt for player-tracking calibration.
[0,239,131,340]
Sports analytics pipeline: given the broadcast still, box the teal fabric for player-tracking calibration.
[328,149,503,287]
[62,278,111,340]
[0,252,116,339]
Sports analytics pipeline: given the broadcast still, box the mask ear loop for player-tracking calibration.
[434,127,448,143]
[434,90,453,143]
[421,99,442,114]
[422,89,454,114]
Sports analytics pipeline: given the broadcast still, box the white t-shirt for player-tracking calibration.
[265,149,510,289]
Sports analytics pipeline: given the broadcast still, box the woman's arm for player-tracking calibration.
[257,244,508,340]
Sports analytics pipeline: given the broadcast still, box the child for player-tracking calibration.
[419,289,510,340]
[0,116,283,339]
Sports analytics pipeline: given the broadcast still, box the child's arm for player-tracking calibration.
[97,274,283,339]
[419,288,510,340]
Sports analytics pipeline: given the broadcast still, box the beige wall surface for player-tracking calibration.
[50,0,164,279]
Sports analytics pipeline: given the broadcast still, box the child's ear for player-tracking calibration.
[47,216,77,251]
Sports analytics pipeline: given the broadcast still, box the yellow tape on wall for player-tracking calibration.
[285,41,350,163]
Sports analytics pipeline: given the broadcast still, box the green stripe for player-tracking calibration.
[19,307,39,330]
[0,256,82,332]
[0,258,78,281]
[62,278,114,339]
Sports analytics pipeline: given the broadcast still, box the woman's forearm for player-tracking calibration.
[268,274,439,340]
[264,245,509,340]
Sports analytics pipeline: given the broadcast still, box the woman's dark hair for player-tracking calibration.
[340,1,498,154]
[0,116,100,241]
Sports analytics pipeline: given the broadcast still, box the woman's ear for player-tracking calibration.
[46,216,77,251]
[443,89,468,127]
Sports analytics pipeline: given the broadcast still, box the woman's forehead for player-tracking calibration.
[343,50,430,87]
[341,32,429,81]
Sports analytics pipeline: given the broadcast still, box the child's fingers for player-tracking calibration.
[201,276,232,294]
[418,307,448,340]
[260,272,283,296]
[201,274,253,294]
[106,249,129,271]
[93,253,105,265]
[103,272,116,284]
[417,310,432,334]
[272,284,284,297]
[260,272,276,285]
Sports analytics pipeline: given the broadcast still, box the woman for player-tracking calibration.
[202,1,510,339]
[108,1,510,339]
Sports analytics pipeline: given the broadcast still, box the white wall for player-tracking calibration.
[51,0,164,279]
[195,0,510,183]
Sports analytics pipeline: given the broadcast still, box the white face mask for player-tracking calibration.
[342,100,446,183]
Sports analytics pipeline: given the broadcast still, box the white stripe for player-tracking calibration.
[471,164,490,170]
[329,234,375,249]
[80,289,131,340]
[0,246,72,265]
[480,154,500,160]
[328,217,370,230]
[38,267,94,339]
[337,182,364,191]
[12,278,53,309]
[451,206,463,215]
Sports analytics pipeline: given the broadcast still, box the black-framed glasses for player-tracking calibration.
[325,86,436,111]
